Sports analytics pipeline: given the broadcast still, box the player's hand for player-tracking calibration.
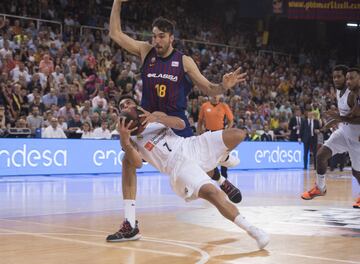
[323,110,341,130]
[222,67,247,90]
[117,117,137,142]
[138,107,158,126]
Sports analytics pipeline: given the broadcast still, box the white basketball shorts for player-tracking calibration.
[168,130,229,201]
[324,126,360,171]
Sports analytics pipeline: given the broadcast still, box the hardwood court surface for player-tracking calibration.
[0,169,359,264]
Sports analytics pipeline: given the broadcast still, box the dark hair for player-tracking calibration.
[333,65,348,75]
[348,67,360,74]
[152,17,175,35]
[118,95,139,109]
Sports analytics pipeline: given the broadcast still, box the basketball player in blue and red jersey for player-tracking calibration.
[107,0,247,242]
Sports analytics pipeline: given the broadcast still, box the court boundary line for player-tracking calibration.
[1,218,359,264]
[0,227,209,264]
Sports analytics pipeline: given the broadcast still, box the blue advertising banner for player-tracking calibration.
[0,139,304,176]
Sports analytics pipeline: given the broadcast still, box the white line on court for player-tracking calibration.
[1,218,359,264]
[275,221,360,229]
[0,221,209,264]
[0,227,188,258]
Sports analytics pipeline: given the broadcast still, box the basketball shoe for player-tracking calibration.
[301,185,327,200]
[106,220,141,242]
[353,196,360,209]
[220,179,242,203]
[247,226,270,249]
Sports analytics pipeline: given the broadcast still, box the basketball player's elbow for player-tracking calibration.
[132,157,143,169]
[176,120,186,130]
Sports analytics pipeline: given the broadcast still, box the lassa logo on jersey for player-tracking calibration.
[147,73,178,82]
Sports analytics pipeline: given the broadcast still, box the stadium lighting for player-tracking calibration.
[346,23,358,28]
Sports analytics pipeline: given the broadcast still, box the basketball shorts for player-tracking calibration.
[168,130,228,201]
[324,126,360,171]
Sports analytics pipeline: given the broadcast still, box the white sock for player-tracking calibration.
[218,175,226,185]
[316,174,326,191]
[124,199,136,228]
[234,214,253,233]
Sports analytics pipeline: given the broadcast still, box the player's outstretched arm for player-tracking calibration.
[138,108,185,130]
[183,55,247,96]
[109,0,152,60]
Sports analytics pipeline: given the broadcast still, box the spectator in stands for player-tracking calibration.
[261,124,273,141]
[0,105,6,129]
[26,105,44,134]
[39,54,54,74]
[92,120,111,139]
[288,108,303,142]
[92,90,108,110]
[58,102,75,121]
[67,113,83,133]
[90,112,102,128]
[80,121,94,139]
[42,117,67,138]
[58,116,68,131]
[42,88,58,109]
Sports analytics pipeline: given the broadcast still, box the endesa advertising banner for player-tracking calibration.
[0,139,304,176]
[288,0,360,20]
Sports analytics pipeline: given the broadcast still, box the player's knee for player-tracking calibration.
[237,129,247,142]
[223,128,246,150]
[316,146,331,161]
[199,184,220,200]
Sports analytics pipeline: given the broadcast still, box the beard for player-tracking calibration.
[155,42,171,57]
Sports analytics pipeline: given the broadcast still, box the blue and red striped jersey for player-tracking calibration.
[141,48,193,137]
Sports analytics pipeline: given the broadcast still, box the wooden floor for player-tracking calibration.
[0,169,359,264]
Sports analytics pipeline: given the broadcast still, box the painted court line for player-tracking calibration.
[1,218,359,264]
[0,227,188,258]
[0,220,209,264]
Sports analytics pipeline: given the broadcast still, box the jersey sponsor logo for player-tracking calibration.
[171,61,179,67]
[144,128,168,151]
[144,142,155,151]
[147,73,178,82]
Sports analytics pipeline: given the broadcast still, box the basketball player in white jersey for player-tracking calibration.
[302,66,360,208]
[112,102,270,249]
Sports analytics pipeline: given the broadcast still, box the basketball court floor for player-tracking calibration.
[0,169,359,264]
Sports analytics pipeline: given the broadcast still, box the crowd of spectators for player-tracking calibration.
[0,0,343,147]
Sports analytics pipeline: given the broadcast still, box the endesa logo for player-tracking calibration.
[0,144,67,168]
[254,146,301,163]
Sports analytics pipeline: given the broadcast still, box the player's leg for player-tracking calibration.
[303,141,310,170]
[206,167,242,203]
[220,166,228,178]
[221,128,247,150]
[198,183,269,249]
[302,130,347,200]
[352,169,360,208]
[106,157,140,242]
[217,128,246,203]
[173,159,269,249]
[350,144,360,208]
[201,129,245,203]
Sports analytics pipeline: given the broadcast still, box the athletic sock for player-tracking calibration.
[234,214,253,232]
[316,174,326,191]
[124,199,136,228]
[218,175,226,185]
